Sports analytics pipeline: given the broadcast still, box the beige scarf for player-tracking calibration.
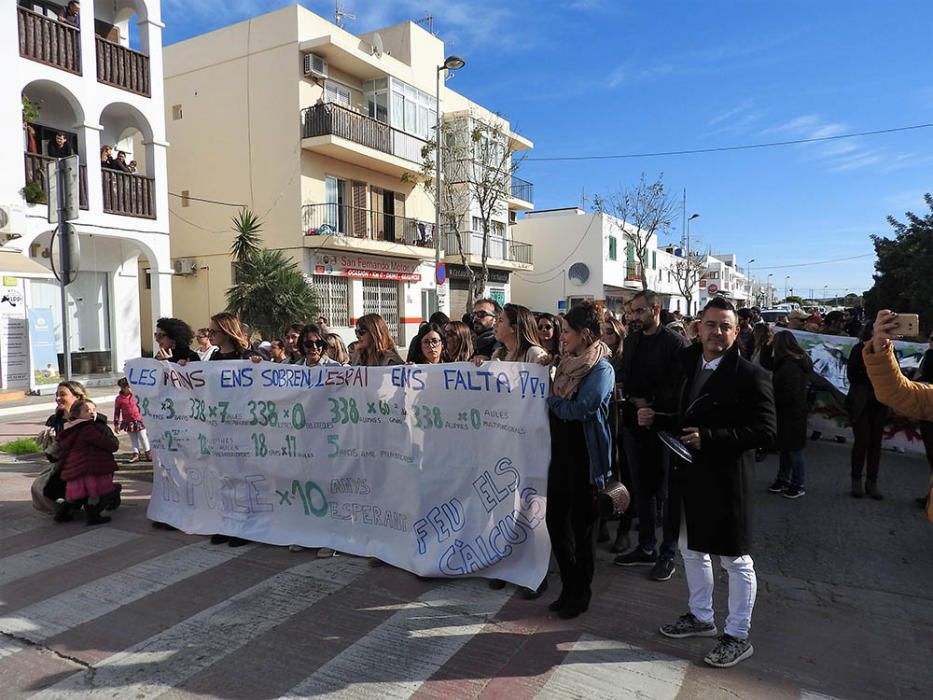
[553,340,610,399]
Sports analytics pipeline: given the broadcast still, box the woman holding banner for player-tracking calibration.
[546,301,614,619]
[443,321,473,362]
[350,314,404,367]
[490,304,549,364]
[408,323,446,364]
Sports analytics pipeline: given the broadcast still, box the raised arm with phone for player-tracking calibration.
[863,310,933,421]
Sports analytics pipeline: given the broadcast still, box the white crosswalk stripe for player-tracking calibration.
[27,556,370,699]
[279,580,513,699]
[536,635,690,700]
[0,511,54,541]
[0,528,138,586]
[0,541,252,642]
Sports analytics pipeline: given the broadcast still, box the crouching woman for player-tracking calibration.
[56,400,120,525]
[546,301,614,619]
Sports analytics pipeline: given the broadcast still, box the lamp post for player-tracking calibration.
[434,55,466,279]
[767,273,773,306]
[685,213,699,314]
[747,258,755,305]
[784,275,790,301]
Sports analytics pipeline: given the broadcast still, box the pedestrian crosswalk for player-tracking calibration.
[0,477,849,700]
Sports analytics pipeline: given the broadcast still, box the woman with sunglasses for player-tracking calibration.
[350,314,404,367]
[153,318,200,363]
[206,312,256,362]
[323,333,350,365]
[537,313,561,358]
[490,303,549,365]
[443,321,474,362]
[298,324,341,367]
[408,323,446,364]
[194,327,218,361]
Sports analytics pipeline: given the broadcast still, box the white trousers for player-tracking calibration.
[129,429,150,454]
[679,529,756,640]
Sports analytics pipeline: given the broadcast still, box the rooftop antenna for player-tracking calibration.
[335,1,356,28]
[414,14,434,34]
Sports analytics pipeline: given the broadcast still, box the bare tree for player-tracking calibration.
[408,114,521,313]
[594,173,677,290]
[671,251,706,316]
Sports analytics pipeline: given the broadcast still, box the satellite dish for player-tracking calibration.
[568,262,590,286]
[371,32,384,57]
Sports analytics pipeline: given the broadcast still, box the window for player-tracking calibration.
[471,217,505,237]
[363,77,436,140]
[311,274,350,327]
[325,176,348,234]
[324,82,351,107]
[609,236,617,261]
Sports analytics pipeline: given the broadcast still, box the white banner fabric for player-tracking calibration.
[127,359,552,589]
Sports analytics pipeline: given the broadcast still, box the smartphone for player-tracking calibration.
[891,313,920,337]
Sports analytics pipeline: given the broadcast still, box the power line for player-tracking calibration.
[753,253,874,271]
[169,192,245,208]
[525,122,933,162]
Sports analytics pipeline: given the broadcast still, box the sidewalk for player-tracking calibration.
[0,386,119,441]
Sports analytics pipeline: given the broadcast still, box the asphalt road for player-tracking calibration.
[0,439,930,699]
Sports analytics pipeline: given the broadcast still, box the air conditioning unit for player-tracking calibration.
[172,258,197,275]
[0,206,12,233]
[303,53,328,79]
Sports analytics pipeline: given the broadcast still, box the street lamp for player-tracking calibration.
[747,258,755,305]
[435,55,466,279]
[767,273,773,306]
[784,275,790,301]
[684,213,699,314]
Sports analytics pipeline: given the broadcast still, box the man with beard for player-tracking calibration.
[614,290,688,581]
[652,296,776,668]
[470,298,502,360]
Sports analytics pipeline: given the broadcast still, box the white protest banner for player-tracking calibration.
[126,359,552,589]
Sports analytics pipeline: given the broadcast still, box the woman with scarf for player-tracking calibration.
[546,301,614,619]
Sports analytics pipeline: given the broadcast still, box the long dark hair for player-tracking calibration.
[409,323,446,364]
[563,301,601,347]
[773,331,811,369]
[501,303,543,360]
[156,317,194,350]
[444,321,473,362]
[536,312,560,355]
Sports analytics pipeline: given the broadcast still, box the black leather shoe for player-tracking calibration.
[520,577,548,600]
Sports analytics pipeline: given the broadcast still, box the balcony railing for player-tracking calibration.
[96,37,150,96]
[510,175,534,203]
[18,6,81,75]
[301,103,427,164]
[102,169,155,218]
[445,231,533,265]
[302,203,435,248]
[23,153,88,210]
[625,263,643,282]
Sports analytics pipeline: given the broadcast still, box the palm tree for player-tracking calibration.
[225,209,319,339]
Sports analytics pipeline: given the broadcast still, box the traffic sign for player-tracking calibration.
[707,283,719,294]
[47,155,80,224]
[435,262,447,286]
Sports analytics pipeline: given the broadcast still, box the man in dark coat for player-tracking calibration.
[648,296,776,668]
[614,289,687,582]
[470,298,502,360]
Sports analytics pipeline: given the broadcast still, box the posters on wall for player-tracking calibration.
[0,277,29,390]
[127,359,553,589]
[26,307,60,389]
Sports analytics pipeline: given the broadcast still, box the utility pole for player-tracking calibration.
[48,156,80,380]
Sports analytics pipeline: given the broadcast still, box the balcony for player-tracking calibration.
[17,6,81,75]
[23,153,88,210]
[624,263,643,283]
[300,103,427,177]
[102,169,155,218]
[302,203,436,259]
[444,231,533,268]
[509,175,534,210]
[96,36,150,97]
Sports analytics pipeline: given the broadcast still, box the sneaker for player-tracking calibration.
[288,544,304,552]
[317,547,338,558]
[782,485,805,499]
[659,612,718,639]
[650,558,676,581]
[704,634,754,668]
[488,578,507,590]
[614,548,658,567]
[767,479,789,494]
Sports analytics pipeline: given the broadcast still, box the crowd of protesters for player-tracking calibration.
[31,293,931,669]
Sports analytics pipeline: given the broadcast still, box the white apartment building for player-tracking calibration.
[0,0,171,391]
[164,5,533,345]
[699,253,753,308]
[510,208,694,316]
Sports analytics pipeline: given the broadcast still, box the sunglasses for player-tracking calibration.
[471,311,495,320]
[153,331,167,339]
[207,328,219,335]
[538,324,553,331]
[354,327,368,337]
[303,339,326,350]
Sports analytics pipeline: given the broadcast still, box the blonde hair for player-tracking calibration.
[210,312,249,352]
[324,333,349,365]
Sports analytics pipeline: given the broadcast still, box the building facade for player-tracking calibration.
[510,208,694,316]
[698,253,753,309]
[164,5,533,345]
[0,0,172,391]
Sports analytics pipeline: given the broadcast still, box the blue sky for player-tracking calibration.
[161,0,933,300]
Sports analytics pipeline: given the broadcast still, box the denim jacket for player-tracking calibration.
[546,358,615,487]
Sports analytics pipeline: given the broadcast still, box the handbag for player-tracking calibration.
[596,477,631,518]
[31,467,57,513]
